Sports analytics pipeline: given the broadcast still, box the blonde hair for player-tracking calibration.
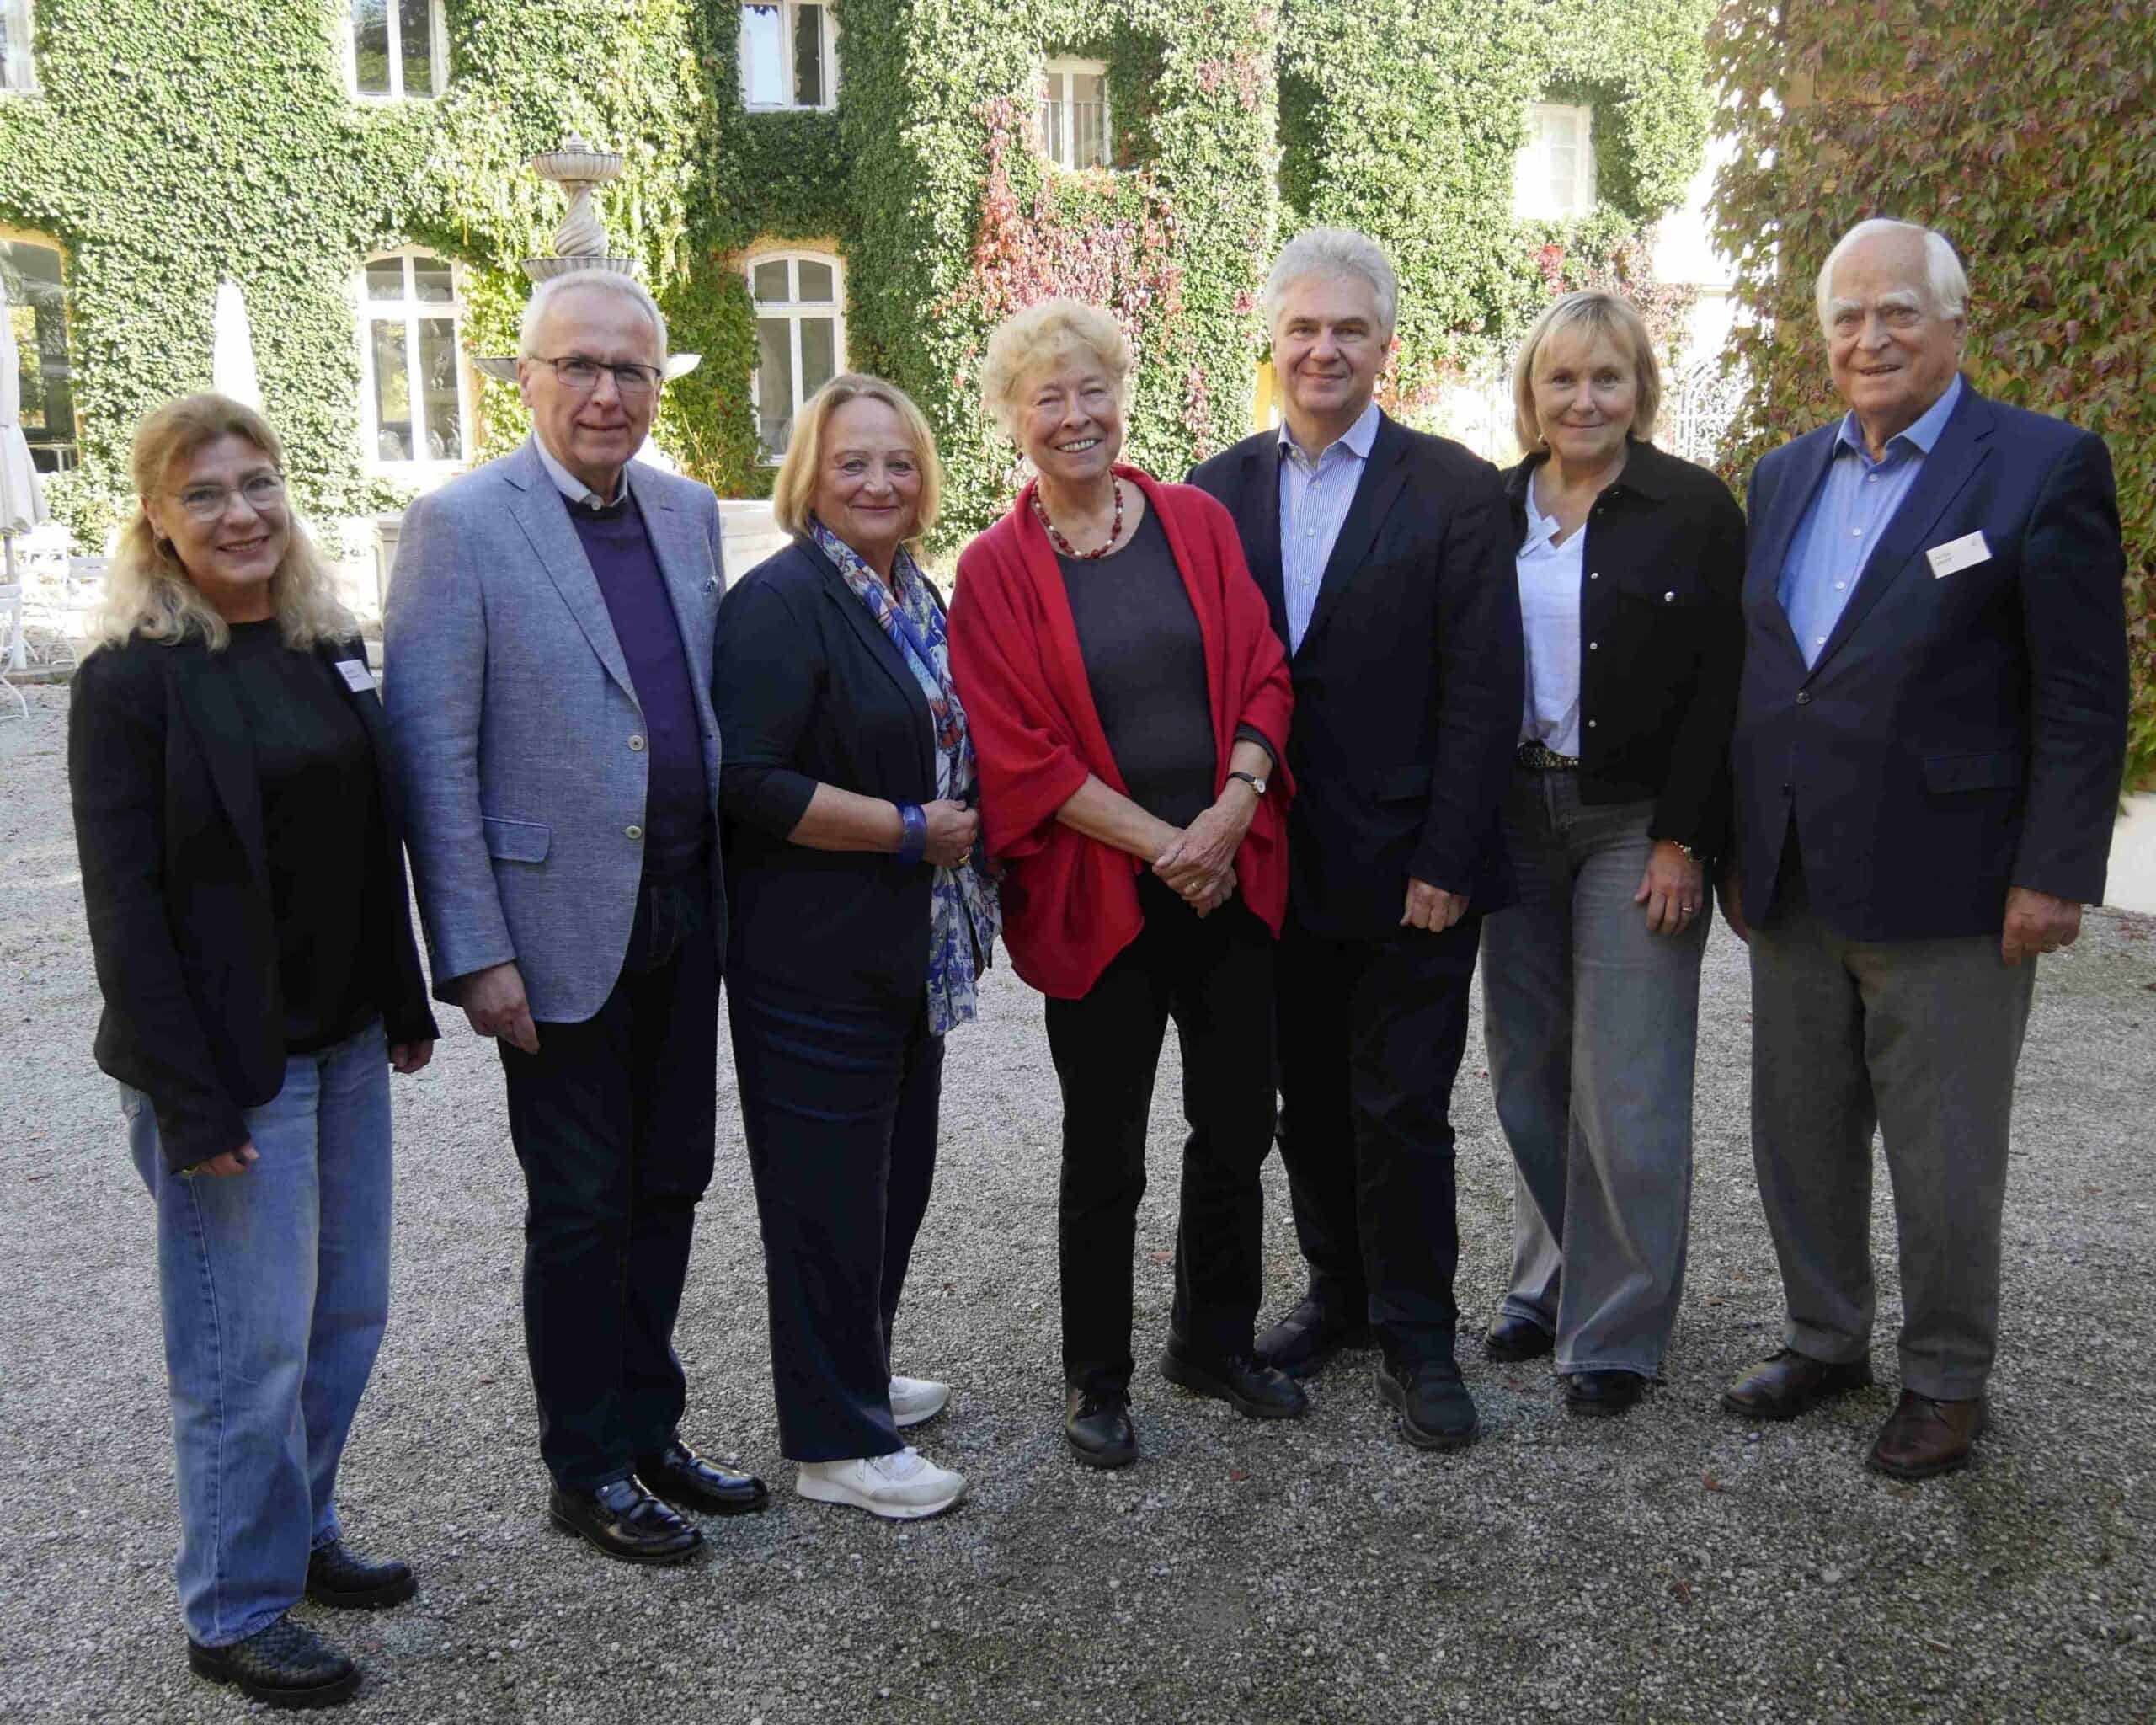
[1510,291,1664,451]
[93,393,353,654]
[979,299,1132,440]
[771,372,945,542]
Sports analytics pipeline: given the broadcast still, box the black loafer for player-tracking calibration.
[1483,1313,1555,1364]
[1254,1295,1370,1379]
[305,1539,416,1609]
[1720,1348,1873,1421]
[547,1477,704,1564]
[1161,1344,1308,1418]
[1065,1386,1138,1469]
[188,1616,360,1710]
[634,1439,770,1516]
[1564,1370,1646,1418]
[1374,1355,1480,1450]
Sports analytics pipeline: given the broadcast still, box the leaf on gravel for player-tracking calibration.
[1702,1472,1726,1493]
[1668,1579,1693,1601]
[1148,1250,1173,1265]
[1229,1468,1250,1482]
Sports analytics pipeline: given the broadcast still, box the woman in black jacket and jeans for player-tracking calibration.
[1476,294,1745,1415]
[69,395,437,1708]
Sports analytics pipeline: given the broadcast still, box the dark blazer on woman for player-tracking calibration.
[1502,437,1746,861]
[68,632,437,1173]
[713,537,942,1006]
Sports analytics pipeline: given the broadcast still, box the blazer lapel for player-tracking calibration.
[314,637,396,806]
[810,541,937,788]
[1234,436,1289,646]
[171,643,269,887]
[501,441,638,705]
[1748,426,1837,673]
[1299,411,1410,659]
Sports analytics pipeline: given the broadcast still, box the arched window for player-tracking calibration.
[349,0,446,99]
[1,236,74,471]
[1,0,36,93]
[746,250,845,462]
[356,250,470,470]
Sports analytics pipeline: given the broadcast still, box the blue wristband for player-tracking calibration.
[895,802,928,865]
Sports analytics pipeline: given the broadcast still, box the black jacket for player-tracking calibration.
[68,632,438,1173]
[1189,411,1525,944]
[712,537,944,1005]
[1502,439,1746,860]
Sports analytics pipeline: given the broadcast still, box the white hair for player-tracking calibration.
[518,269,669,361]
[1262,227,1399,336]
[1814,220,1968,330]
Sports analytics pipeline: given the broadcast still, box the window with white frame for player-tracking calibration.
[1513,102,1596,222]
[350,0,445,99]
[747,251,844,462]
[357,252,469,469]
[1,0,35,93]
[739,3,836,110]
[2,238,75,470]
[1038,57,1109,170]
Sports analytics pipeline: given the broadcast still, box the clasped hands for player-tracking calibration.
[1153,793,1252,916]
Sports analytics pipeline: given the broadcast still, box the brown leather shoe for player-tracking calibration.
[1866,1390,1987,1480]
[1720,1348,1873,1419]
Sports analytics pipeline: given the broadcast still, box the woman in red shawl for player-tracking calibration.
[947,300,1302,1469]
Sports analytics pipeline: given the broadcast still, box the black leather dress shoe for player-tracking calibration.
[547,1477,704,1564]
[1374,1356,1479,1450]
[1720,1348,1873,1420]
[1065,1387,1138,1469]
[1254,1295,1370,1379]
[634,1439,770,1516]
[305,1539,416,1609]
[189,1616,360,1710]
[1483,1313,1556,1364]
[1161,1344,1309,1418]
[1564,1370,1646,1418]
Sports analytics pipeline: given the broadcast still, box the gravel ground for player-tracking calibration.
[3,681,2152,1723]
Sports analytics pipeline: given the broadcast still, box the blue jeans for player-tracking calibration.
[125,1019,394,1647]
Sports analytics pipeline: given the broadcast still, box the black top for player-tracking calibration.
[1058,508,1219,828]
[223,622,379,1051]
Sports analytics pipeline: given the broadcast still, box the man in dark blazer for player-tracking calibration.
[1189,228,1524,1450]
[1719,219,2128,1479]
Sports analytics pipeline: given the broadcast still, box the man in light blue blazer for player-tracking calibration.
[385,270,766,1564]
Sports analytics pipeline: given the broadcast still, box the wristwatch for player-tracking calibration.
[1226,770,1267,799]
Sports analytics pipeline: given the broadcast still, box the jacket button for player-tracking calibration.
[1664,590,1676,602]
[1587,718,1598,729]
[1588,641,1599,651]
[629,734,646,751]
[625,825,644,840]
[1589,570,1599,579]
[1796,692,1812,706]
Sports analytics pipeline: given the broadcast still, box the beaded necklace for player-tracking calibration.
[1031,477,1125,560]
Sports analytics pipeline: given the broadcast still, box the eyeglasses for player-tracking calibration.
[531,355,664,398]
[171,473,286,521]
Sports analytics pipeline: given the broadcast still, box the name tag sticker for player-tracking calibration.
[335,660,377,693]
[1925,531,1991,579]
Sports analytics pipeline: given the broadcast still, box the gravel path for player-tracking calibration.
[3,682,2152,1722]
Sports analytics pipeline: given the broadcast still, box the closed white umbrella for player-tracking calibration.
[1,275,51,673]
[211,279,262,409]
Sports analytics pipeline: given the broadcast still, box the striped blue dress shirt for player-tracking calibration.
[1778,374,1962,667]
[1278,398,1381,654]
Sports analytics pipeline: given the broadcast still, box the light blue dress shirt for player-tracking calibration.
[1778,374,1962,667]
[1278,398,1381,654]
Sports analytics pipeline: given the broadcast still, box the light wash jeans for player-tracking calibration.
[125,1018,393,1647]
[1480,770,1707,1377]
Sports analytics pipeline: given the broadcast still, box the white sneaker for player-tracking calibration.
[889,1374,950,1429]
[795,1447,968,1520]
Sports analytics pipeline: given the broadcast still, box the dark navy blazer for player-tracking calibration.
[1732,380,2128,940]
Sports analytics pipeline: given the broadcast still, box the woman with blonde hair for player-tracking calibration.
[712,372,996,1519]
[69,394,437,1707]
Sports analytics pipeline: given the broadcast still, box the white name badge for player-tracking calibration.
[335,660,377,693]
[1926,531,1992,579]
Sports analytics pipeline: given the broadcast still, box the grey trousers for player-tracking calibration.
[1481,769,1708,1376]
[1749,850,2035,1400]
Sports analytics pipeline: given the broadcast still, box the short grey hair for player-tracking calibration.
[1814,220,1968,330]
[518,269,669,362]
[1262,227,1399,336]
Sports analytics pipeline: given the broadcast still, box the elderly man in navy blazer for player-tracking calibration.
[386,270,766,1562]
[1718,220,2128,1479]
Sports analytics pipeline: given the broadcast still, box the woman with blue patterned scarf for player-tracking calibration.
[713,375,998,1522]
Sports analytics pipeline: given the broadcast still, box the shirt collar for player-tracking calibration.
[1834,372,1962,464]
[1278,398,1381,466]
[534,433,632,510]
[1519,483,1563,553]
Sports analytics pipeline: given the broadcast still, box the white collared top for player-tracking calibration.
[1516,477,1583,756]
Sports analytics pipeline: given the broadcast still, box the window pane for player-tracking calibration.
[398,0,434,95]
[740,4,786,105]
[1073,73,1107,169]
[755,317,795,455]
[1041,72,1067,166]
[796,259,834,302]
[353,0,391,95]
[2,0,32,91]
[750,259,789,304]
[2,240,77,467]
[417,318,462,461]
[370,320,414,462]
[792,2,824,107]
[412,257,455,302]
[365,259,406,302]
[800,316,837,399]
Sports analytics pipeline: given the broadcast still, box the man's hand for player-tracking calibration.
[1154,792,1254,905]
[189,1143,259,1178]
[1718,861,1750,946]
[1401,878,1470,932]
[1635,841,1707,937]
[389,1040,435,1075]
[2001,887,2082,964]
[459,961,538,1053]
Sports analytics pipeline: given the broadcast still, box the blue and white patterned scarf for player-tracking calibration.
[809,515,1001,1034]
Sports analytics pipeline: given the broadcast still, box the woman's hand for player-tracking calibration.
[1153,792,1254,904]
[189,1143,259,1178]
[390,1040,435,1075]
[1635,841,1707,936]
[922,799,979,868]
[1191,865,1239,917]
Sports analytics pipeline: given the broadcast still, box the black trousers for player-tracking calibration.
[1274,911,1477,1365]
[1045,875,1278,1397]
[499,873,718,1490]
[731,975,943,1461]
